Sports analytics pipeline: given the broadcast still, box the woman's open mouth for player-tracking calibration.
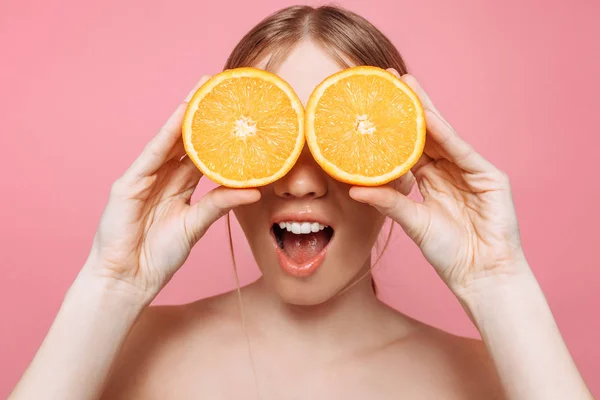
[271,221,334,278]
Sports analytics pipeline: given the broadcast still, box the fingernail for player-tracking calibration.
[184,77,209,102]
[184,85,199,102]
[386,68,400,78]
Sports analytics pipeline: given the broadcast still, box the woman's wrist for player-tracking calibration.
[454,261,592,399]
[10,263,150,400]
[72,260,153,312]
[456,265,540,329]
[451,257,535,319]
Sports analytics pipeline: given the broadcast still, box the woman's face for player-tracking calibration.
[234,40,411,305]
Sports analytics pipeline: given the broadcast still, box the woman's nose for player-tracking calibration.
[273,147,327,200]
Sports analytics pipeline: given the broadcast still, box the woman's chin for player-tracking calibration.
[252,243,373,306]
[267,272,352,306]
[276,285,336,306]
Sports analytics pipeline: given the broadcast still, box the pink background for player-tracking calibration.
[1,0,599,396]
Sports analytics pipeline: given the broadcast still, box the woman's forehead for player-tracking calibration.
[258,40,345,105]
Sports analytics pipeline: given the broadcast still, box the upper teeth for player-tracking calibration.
[278,221,327,234]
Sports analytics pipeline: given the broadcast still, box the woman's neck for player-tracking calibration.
[241,262,410,354]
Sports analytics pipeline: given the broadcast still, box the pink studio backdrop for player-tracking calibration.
[1,0,599,396]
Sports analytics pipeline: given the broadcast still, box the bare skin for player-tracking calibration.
[102,279,503,399]
[10,40,591,400]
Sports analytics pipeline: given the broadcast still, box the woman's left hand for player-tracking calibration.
[350,72,528,298]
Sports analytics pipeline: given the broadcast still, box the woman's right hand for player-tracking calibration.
[80,76,261,303]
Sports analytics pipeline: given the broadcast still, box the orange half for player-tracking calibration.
[183,67,305,188]
[305,66,426,186]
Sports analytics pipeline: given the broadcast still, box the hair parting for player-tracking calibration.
[224,5,408,76]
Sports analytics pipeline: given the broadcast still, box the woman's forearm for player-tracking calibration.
[462,265,593,400]
[9,266,147,400]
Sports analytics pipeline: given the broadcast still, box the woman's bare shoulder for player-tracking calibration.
[377,307,505,399]
[101,290,242,399]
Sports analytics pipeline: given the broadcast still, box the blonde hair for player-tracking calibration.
[225,5,407,74]
[224,6,406,396]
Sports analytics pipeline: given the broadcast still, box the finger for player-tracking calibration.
[423,139,444,160]
[183,187,261,244]
[400,74,462,147]
[184,76,210,102]
[400,74,443,117]
[122,76,210,181]
[411,152,434,178]
[390,171,415,195]
[400,74,484,165]
[163,155,203,200]
[165,139,187,163]
[393,73,497,175]
[349,186,429,246]
[123,103,187,180]
[425,109,495,174]
[386,68,401,78]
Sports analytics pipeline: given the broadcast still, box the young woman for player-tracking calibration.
[10,5,592,400]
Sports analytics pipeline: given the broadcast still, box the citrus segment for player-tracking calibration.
[305,66,426,186]
[183,67,305,188]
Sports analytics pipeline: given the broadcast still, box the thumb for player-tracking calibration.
[184,186,260,245]
[349,186,429,245]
